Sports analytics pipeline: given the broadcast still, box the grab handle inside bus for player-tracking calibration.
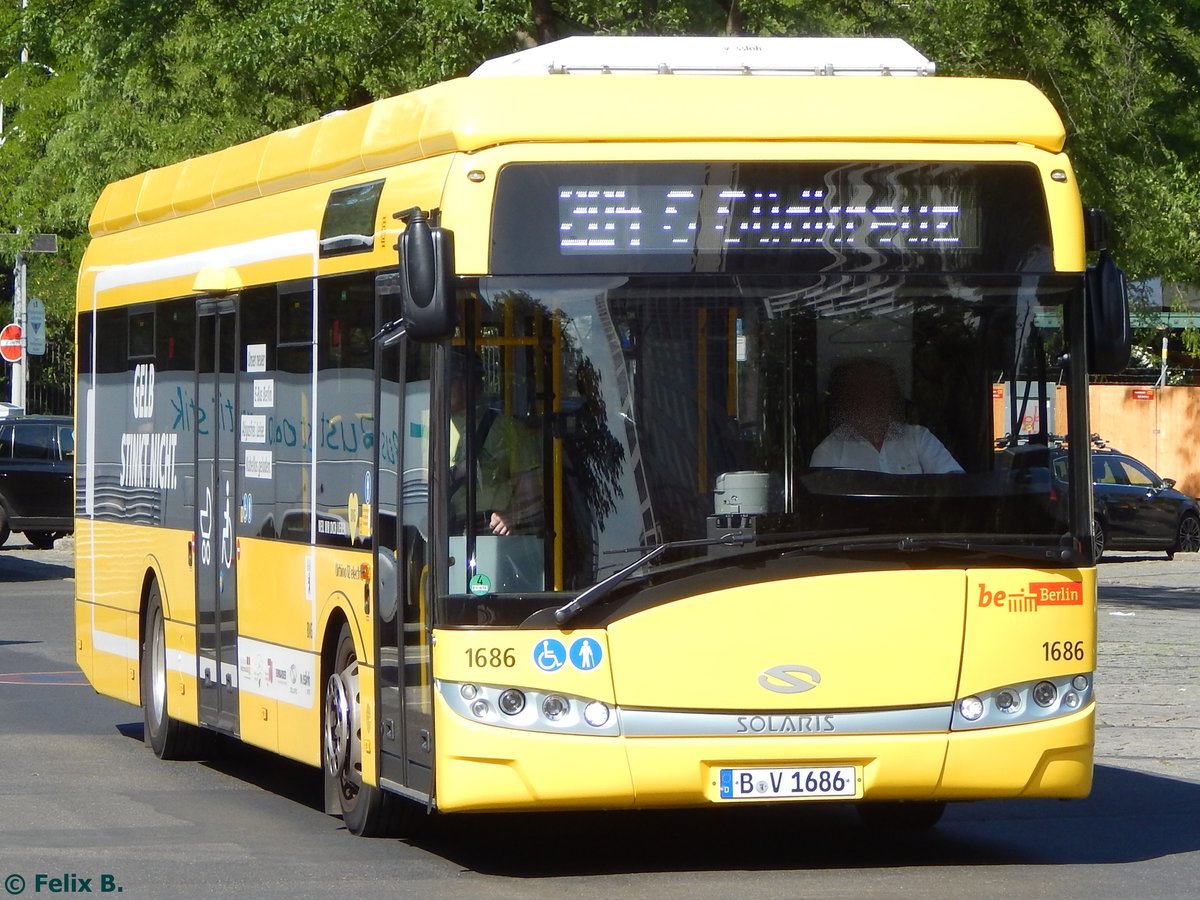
[394,206,456,341]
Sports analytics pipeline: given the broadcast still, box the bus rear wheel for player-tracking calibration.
[323,622,417,837]
[142,581,212,759]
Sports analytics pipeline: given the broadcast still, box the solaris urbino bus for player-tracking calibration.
[75,36,1130,835]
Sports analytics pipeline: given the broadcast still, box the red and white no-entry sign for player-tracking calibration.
[0,323,22,363]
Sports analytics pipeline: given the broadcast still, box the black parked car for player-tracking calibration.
[1052,447,1200,559]
[0,415,74,549]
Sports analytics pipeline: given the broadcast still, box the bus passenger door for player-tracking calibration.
[375,278,434,797]
[195,298,240,735]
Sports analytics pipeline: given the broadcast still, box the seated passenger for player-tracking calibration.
[810,357,963,475]
[449,348,543,535]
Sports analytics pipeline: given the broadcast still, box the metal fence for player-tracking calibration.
[0,342,74,416]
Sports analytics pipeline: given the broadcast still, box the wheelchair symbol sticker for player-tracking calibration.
[569,637,602,671]
[533,638,566,672]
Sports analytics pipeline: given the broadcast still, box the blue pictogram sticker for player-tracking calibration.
[533,638,566,672]
[569,637,603,671]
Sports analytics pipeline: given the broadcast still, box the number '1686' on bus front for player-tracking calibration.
[718,765,859,800]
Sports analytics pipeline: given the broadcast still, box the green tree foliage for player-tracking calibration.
[3,0,1200,395]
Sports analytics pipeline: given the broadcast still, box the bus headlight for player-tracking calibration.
[438,681,621,736]
[959,696,984,721]
[498,689,526,716]
[1033,681,1057,707]
[995,689,1020,713]
[583,701,610,727]
[542,694,570,721]
[953,673,1092,730]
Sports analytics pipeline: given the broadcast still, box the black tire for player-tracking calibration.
[1172,513,1200,557]
[24,530,59,550]
[1093,518,1106,560]
[324,622,421,837]
[142,581,212,759]
[856,800,947,830]
[0,504,9,547]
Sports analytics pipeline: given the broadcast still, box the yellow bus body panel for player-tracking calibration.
[961,568,1097,694]
[605,570,966,710]
[941,706,1094,798]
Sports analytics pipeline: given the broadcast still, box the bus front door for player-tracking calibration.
[195,298,240,735]
[375,324,434,798]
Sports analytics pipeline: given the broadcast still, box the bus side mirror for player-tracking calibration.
[394,207,456,341]
[1085,249,1130,375]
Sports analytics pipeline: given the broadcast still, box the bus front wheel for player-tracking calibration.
[323,622,413,837]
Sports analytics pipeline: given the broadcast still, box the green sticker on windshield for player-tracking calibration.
[469,573,492,596]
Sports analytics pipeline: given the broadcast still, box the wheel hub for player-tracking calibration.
[323,672,353,777]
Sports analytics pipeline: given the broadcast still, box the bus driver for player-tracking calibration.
[810,357,963,475]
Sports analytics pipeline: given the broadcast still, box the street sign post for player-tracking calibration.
[0,322,22,364]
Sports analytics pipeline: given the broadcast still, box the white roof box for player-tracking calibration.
[472,36,934,77]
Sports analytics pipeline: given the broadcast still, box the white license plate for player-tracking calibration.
[718,765,858,800]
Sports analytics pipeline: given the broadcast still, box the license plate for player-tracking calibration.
[718,765,858,800]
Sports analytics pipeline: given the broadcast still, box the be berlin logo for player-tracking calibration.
[4,873,124,895]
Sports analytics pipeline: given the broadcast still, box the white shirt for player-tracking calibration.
[810,424,963,475]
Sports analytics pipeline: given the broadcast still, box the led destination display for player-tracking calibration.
[557,183,975,255]
[491,161,1049,274]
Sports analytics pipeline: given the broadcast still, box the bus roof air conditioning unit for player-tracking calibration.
[471,36,935,78]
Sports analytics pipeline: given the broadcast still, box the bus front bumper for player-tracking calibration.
[431,692,1094,813]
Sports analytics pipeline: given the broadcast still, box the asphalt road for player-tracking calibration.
[1,536,1198,899]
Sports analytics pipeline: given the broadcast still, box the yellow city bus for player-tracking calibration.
[76,36,1130,836]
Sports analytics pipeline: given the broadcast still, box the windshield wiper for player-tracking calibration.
[554,532,753,625]
[896,535,1075,563]
[780,533,1074,563]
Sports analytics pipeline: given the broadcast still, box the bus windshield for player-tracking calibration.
[450,272,1079,604]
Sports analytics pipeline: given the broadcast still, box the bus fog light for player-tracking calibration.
[460,683,478,701]
[542,695,570,721]
[1072,675,1090,691]
[1032,681,1058,707]
[583,701,610,727]
[470,699,490,718]
[1063,691,1080,709]
[498,689,526,716]
[995,689,1020,713]
[959,696,984,721]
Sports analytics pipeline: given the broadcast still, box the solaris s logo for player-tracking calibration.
[758,664,822,694]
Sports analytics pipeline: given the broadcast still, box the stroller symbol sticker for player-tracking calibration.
[533,639,566,672]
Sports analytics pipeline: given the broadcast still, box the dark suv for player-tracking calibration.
[1051,446,1200,559]
[0,415,75,549]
